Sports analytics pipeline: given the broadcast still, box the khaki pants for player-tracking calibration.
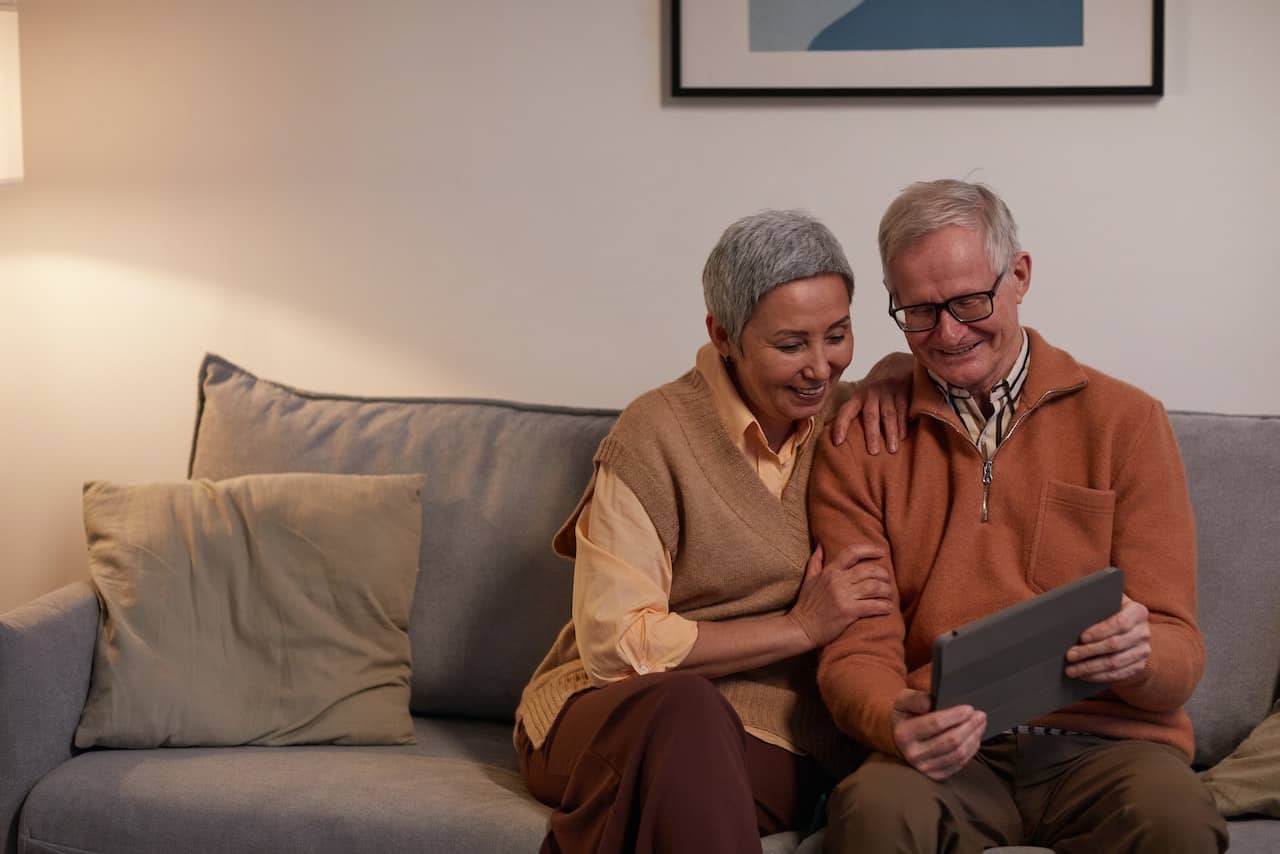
[517,671,829,854]
[824,733,1227,854]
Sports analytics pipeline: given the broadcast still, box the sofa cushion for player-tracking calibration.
[75,474,423,749]
[21,718,549,854]
[1218,818,1280,854]
[22,715,814,854]
[1171,412,1280,767]
[188,355,617,721]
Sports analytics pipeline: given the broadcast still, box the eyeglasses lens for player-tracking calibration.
[950,294,993,322]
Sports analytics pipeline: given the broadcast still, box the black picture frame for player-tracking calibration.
[672,0,1164,98]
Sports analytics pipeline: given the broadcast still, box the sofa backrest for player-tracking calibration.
[189,355,616,722]
[188,358,1280,763]
[1171,411,1280,767]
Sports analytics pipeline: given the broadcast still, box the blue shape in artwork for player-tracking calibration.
[808,0,1083,51]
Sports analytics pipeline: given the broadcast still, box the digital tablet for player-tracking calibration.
[930,567,1125,741]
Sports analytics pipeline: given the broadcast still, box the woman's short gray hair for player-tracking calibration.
[878,180,1021,289]
[702,210,854,348]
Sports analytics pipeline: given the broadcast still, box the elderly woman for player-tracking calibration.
[514,210,896,853]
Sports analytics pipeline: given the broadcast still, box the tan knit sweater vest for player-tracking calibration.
[515,366,856,776]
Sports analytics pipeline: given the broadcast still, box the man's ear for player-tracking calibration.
[706,314,735,359]
[1010,252,1032,305]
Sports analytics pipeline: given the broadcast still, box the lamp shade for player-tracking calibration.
[0,2,22,183]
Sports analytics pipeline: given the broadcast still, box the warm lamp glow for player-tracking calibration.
[0,1,23,183]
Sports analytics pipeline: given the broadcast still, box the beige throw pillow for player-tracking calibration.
[1201,700,1280,818]
[75,473,425,749]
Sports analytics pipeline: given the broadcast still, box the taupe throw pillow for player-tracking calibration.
[1201,700,1280,818]
[75,473,425,749]
[189,354,616,722]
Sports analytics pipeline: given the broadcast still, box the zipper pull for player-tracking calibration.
[981,459,993,523]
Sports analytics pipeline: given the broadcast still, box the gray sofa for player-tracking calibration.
[3,354,1278,854]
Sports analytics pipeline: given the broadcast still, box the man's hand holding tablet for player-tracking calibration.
[891,568,1128,781]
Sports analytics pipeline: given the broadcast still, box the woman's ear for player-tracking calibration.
[706,314,734,359]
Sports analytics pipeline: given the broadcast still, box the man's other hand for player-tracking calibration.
[1065,594,1152,683]
[890,689,986,781]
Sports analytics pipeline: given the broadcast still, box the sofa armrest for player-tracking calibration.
[0,582,98,854]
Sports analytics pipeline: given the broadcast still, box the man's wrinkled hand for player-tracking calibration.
[1065,594,1151,683]
[891,689,986,782]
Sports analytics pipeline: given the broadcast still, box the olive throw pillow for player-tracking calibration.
[74,473,425,749]
[1201,700,1280,818]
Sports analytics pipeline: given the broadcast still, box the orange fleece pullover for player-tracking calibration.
[809,328,1203,761]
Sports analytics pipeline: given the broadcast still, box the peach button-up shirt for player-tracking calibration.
[572,343,815,687]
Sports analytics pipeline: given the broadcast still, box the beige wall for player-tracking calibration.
[2,0,1278,614]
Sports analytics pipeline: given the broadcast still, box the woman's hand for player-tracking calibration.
[787,543,893,648]
[831,352,915,453]
[680,544,891,680]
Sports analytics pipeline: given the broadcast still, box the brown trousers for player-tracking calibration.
[823,733,1228,854]
[517,671,830,854]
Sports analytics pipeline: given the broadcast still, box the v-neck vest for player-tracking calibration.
[516,366,856,776]
[599,367,814,621]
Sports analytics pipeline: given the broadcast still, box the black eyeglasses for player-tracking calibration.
[888,270,1006,333]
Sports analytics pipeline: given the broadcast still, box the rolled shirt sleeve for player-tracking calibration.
[572,462,699,686]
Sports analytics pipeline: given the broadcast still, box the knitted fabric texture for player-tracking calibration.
[811,328,1202,761]
[517,365,856,776]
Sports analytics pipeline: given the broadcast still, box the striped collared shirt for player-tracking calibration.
[928,329,1031,460]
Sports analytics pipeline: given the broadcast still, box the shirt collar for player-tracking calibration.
[927,328,1031,407]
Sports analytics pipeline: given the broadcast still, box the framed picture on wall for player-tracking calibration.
[672,0,1164,97]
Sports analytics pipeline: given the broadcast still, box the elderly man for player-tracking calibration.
[809,180,1228,853]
